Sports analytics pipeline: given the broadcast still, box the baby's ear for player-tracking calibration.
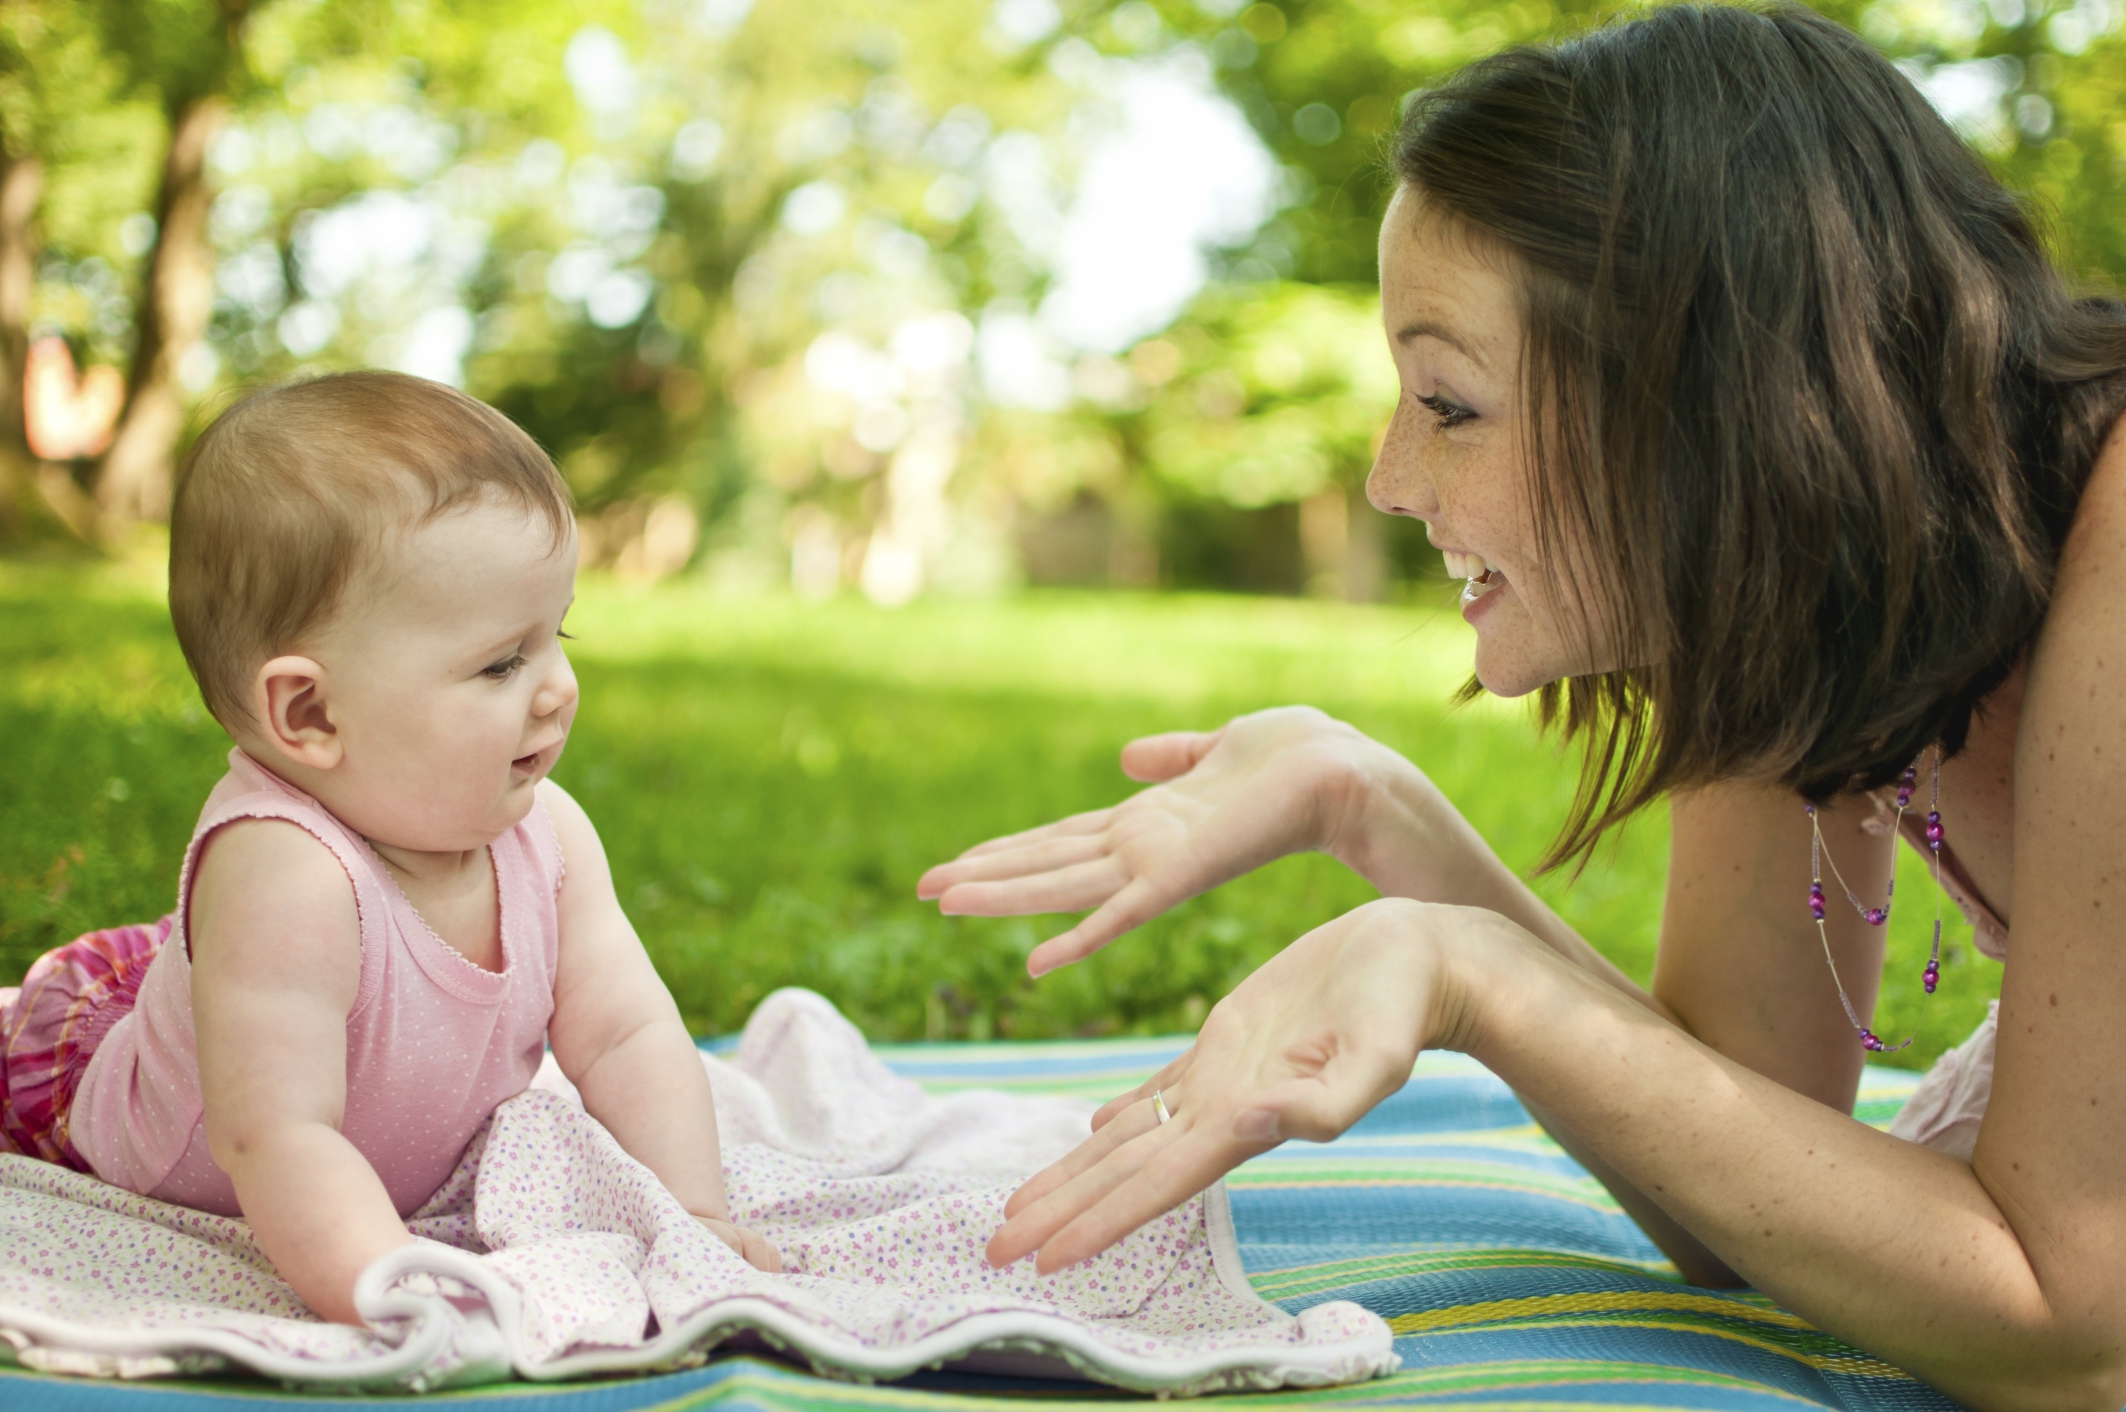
[253,656,343,771]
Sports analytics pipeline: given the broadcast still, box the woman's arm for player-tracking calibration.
[190,820,414,1326]
[540,781,780,1271]
[1522,779,1903,1285]
[1479,915,2109,1411]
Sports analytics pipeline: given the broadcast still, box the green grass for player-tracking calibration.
[0,561,1997,1066]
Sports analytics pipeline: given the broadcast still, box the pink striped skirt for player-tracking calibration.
[0,917,168,1170]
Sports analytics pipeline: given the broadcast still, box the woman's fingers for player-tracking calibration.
[1119,730,1222,783]
[1090,1051,1193,1131]
[956,806,1115,857]
[1035,1125,1254,1273]
[938,856,1129,918]
[1024,876,1174,974]
[991,1117,1180,1266]
[1006,1059,1194,1225]
[1005,1070,1320,1274]
[921,833,1110,892]
[917,809,1117,896]
[986,903,1465,1272]
[1001,1092,1164,1220]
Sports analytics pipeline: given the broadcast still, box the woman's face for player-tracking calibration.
[1369,185,1602,698]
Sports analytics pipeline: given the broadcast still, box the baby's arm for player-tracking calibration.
[541,781,780,1271]
[189,820,415,1325]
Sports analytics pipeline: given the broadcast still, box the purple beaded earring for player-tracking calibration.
[1803,747,1945,1053]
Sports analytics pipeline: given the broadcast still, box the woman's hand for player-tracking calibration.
[985,898,1496,1273]
[696,1216,784,1272]
[918,707,1410,975]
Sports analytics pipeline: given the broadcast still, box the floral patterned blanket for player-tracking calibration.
[0,989,1394,1394]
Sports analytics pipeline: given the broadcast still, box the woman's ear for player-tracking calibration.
[251,656,343,771]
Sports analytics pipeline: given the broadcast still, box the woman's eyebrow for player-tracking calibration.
[1395,320,1487,370]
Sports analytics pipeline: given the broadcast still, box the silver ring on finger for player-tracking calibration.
[1152,1088,1174,1125]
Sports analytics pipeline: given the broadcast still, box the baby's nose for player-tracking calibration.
[533,658,579,719]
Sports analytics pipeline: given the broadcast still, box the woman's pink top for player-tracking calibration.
[1866,794,2008,1160]
[70,750,563,1217]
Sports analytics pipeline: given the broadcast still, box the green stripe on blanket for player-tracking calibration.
[0,1040,1948,1411]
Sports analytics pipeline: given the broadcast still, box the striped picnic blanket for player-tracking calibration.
[0,1038,1949,1411]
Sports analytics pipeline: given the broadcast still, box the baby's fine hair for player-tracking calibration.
[169,371,574,729]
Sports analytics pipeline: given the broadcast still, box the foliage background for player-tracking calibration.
[1,0,2117,1065]
[0,564,1998,1064]
[7,0,2121,592]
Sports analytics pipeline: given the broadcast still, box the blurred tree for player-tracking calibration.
[6,0,2121,592]
[1148,0,1598,287]
[0,20,47,541]
[1057,0,2126,597]
[175,0,1095,596]
[88,0,265,526]
[1143,0,2126,294]
[0,1,148,543]
[1854,0,2126,292]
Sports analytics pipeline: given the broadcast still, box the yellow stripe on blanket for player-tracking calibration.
[1249,1247,1683,1298]
[1393,1290,1814,1331]
[1389,1293,1916,1378]
[1230,1168,1620,1213]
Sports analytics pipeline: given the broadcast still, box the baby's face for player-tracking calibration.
[306,497,579,853]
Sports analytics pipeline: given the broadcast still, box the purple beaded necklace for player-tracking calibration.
[1802,747,1945,1053]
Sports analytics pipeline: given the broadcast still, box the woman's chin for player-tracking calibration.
[1468,647,1554,700]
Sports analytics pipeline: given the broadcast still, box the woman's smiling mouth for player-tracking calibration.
[1443,548,1507,607]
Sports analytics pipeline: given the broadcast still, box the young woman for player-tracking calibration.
[918,6,2126,1406]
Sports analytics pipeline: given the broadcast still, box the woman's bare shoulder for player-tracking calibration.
[2018,413,2126,756]
[2058,409,2126,568]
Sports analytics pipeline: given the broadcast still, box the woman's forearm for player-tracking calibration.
[1329,758,1727,1265]
[1330,756,1675,1022]
[1515,1092,1740,1286]
[1461,930,2118,1411]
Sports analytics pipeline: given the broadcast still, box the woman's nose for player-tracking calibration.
[1366,399,1439,520]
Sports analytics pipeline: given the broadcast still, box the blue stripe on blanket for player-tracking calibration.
[0,1042,1947,1410]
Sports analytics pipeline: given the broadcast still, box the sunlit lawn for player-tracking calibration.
[0,561,1995,1067]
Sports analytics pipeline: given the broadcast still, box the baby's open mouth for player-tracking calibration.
[513,750,543,771]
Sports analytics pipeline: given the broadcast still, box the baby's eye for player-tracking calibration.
[483,654,528,680]
[1416,392,1475,430]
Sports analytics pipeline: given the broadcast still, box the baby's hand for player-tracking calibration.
[695,1214,783,1273]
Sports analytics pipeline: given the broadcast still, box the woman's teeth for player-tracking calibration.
[1445,549,1505,603]
[1443,550,1498,583]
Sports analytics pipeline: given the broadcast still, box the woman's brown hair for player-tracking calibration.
[1392,2,2126,868]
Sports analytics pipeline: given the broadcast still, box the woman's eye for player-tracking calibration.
[483,655,528,680]
[1416,392,1475,430]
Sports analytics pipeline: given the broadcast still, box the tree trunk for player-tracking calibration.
[94,95,226,526]
[0,150,40,539]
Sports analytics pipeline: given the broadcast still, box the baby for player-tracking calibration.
[0,371,777,1324]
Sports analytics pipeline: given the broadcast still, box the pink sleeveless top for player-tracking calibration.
[70,750,564,1217]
